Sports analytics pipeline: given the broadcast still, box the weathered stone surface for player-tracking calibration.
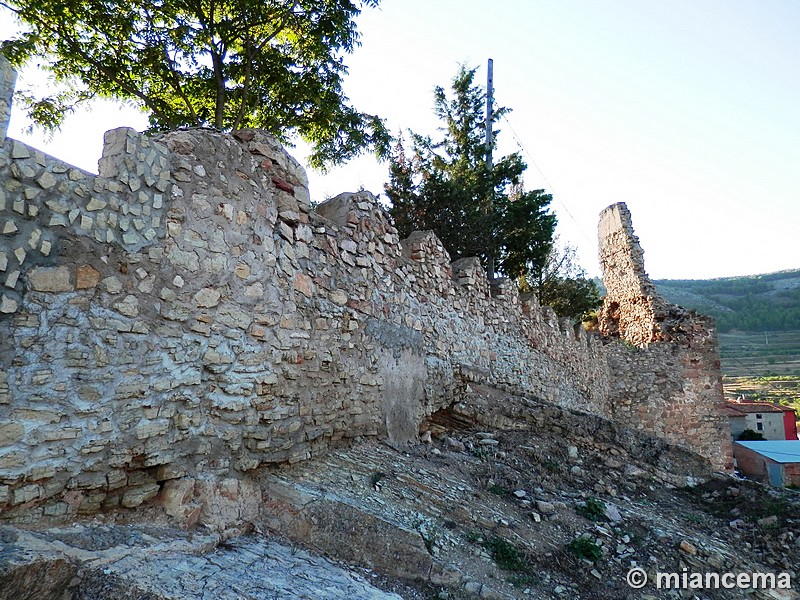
[121,483,160,508]
[194,477,261,531]
[75,265,100,289]
[0,83,728,524]
[0,423,24,445]
[0,557,77,600]
[293,272,313,298]
[113,294,139,317]
[0,56,16,144]
[193,287,221,308]
[27,266,72,292]
[85,197,107,211]
[158,479,199,524]
[330,289,348,305]
[263,475,436,582]
[0,294,17,313]
[596,203,732,472]
[679,539,698,555]
[0,525,402,600]
[102,276,123,293]
[36,172,57,190]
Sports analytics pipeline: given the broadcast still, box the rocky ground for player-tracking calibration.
[259,425,800,599]
[2,388,799,600]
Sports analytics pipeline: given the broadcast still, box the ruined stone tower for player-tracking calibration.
[597,202,694,347]
[597,202,733,472]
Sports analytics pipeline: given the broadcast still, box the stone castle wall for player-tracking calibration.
[0,129,608,519]
[0,58,729,521]
[597,203,733,471]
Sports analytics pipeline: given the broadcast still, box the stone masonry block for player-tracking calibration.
[0,293,18,313]
[76,265,101,289]
[121,482,161,508]
[0,422,24,445]
[28,266,73,292]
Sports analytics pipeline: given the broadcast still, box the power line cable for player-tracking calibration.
[721,338,800,410]
[500,114,594,249]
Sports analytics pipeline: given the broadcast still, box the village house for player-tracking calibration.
[725,400,798,441]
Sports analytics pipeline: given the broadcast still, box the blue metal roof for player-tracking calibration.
[736,441,800,464]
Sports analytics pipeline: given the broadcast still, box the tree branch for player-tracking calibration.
[64,36,177,127]
[230,40,253,131]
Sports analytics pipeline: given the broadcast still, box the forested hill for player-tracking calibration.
[653,269,800,333]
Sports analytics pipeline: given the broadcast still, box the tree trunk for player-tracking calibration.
[211,51,226,130]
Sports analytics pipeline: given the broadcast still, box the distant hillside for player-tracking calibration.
[653,269,800,377]
[654,269,800,333]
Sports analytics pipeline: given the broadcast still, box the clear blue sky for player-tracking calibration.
[3,1,799,280]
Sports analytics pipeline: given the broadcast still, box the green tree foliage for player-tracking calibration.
[384,65,556,278]
[737,429,765,441]
[522,239,600,321]
[1,0,388,168]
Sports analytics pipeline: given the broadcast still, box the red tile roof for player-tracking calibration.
[725,401,794,415]
[725,405,749,417]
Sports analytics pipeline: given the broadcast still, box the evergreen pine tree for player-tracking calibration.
[384,65,556,279]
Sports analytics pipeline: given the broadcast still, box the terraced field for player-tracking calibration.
[652,269,800,377]
[722,375,800,419]
[718,329,800,377]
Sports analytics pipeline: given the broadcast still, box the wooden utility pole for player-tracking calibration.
[485,58,495,280]
[485,58,494,172]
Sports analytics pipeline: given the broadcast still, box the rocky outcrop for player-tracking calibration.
[0,524,402,600]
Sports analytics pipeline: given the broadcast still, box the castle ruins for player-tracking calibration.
[0,57,731,523]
